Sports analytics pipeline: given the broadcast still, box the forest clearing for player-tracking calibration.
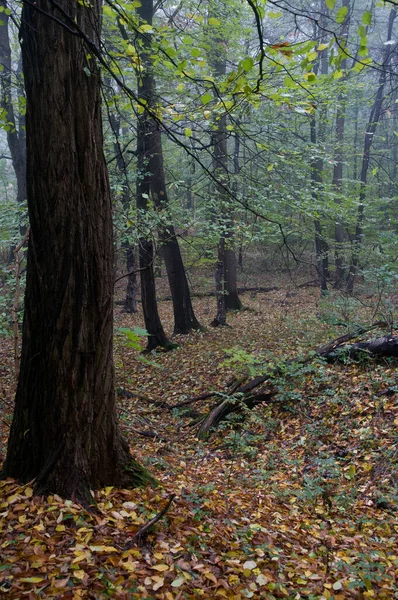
[1,270,398,599]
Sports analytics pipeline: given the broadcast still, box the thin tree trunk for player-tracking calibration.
[212,237,227,326]
[0,1,27,211]
[332,0,350,287]
[1,0,153,503]
[135,0,201,337]
[310,4,329,293]
[225,129,242,310]
[108,108,138,313]
[346,7,397,293]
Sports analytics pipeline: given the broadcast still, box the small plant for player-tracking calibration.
[117,327,162,368]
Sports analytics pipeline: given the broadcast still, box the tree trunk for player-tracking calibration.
[212,237,227,326]
[1,0,154,503]
[332,0,350,287]
[207,8,241,320]
[310,2,329,294]
[136,0,201,337]
[0,0,27,209]
[346,7,397,293]
[108,107,138,313]
[225,129,242,310]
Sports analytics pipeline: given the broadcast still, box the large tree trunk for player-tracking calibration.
[136,0,201,338]
[1,0,154,503]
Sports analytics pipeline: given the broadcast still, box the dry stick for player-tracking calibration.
[12,228,30,380]
[126,494,176,547]
[168,391,216,410]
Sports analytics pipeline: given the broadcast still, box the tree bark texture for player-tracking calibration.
[136,0,201,338]
[1,0,153,503]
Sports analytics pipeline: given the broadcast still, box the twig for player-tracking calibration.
[168,391,216,409]
[126,494,176,547]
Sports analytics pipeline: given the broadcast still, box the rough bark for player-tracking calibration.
[1,0,155,503]
[136,0,201,337]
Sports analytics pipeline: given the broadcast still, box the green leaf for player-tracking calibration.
[362,9,372,25]
[182,35,193,45]
[336,5,348,23]
[241,57,254,72]
[184,127,192,138]
[200,92,212,105]
[191,47,201,57]
[268,11,282,18]
[325,0,336,9]
[307,51,317,62]
[103,4,113,17]
[208,17,220,26]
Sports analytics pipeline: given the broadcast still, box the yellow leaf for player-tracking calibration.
[152,577,164,590]
[24,487,33,498]
[89,545,118,552]
[151,564,169,572]
[204,571,218,584]
[73,570,85,580]
[20,577,45,583]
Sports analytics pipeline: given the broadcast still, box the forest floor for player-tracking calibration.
[1,272,398,599]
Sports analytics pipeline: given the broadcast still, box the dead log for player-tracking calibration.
[196,321,390,439]
[324,335,398,361]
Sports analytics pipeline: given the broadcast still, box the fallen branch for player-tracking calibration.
[126,494,176,547]
[168,391,216,410]
[196,321,390,439]
[117,387,168,408]
[160,286,279,302]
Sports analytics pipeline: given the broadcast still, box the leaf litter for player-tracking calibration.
[1,278,398,599]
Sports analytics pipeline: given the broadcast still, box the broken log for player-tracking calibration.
[324,335,398,361]
[196,321,390,439]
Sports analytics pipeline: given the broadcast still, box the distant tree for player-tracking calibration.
[1,0,153,503]
[0,1,26,213]
[135,0,201,343]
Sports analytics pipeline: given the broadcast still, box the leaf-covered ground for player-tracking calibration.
[1,275,398,599]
